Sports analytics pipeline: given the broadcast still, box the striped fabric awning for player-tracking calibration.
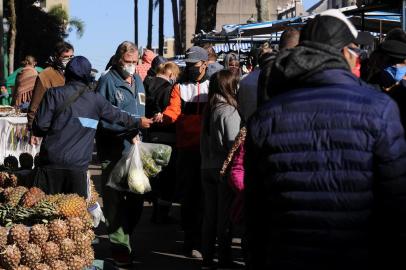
[213,43,252,53]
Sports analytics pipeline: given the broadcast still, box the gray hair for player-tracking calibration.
[112,41,138,66]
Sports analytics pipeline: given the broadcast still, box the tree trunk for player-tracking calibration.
[147,0,153,49]
[134,0,138,45]
[195,0,218,34]
[158,0,164,55]
[256,0,262,22]
[8,0,16,74]
[171,0,181,55]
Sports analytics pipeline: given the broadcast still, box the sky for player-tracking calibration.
[67,0,318,75]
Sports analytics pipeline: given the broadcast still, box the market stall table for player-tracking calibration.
[0,115,40,165]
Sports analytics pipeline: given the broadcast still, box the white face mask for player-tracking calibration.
[61,59,70,69]
[123,64,136,75]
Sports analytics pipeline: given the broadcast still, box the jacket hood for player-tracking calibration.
[142,49,156,65]
[269,41,350,96]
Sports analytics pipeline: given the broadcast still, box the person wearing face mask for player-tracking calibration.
[27,41,74,144]
[143,61,180,224]
[95,41,153,267]
[156,46,209,258]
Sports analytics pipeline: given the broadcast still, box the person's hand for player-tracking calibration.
[153,113,163,123]
[140,117,153,129]
[132,135,141,144]
[30,135,41,146]
[88,202,105,228]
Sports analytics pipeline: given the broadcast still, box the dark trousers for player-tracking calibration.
[201,168,234,263]
[34,167,87,197]
[176,149,202,251]
[101,160,144,252]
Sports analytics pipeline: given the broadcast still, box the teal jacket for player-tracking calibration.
[96,68,146,161]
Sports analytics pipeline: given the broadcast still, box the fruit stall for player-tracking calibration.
[0,172,99,270]
[0,106,39,165]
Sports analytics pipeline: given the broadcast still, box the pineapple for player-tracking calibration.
[58,238,75,261]
[82,213,94,231]
[47,220,68,242]
[41,194,64,205]
[0,172,9,188]
[15,266,30,270]
[29,224,49,245]
[0,227,8,249]
[0,245,21,269]
[4,174,18,188]
[21,243,42,267]
[21,187,45,208]
[32,201,58,220]
[82,247,95,267]
[49,259,68,270]
[66,217,84,240]
[87,179,99,208]
[41,241,59,264]
[8,224,29,249]
[74,233,92,255]
[6,187,28,207]
[32,263,50,270]
[55,195,87,219]
[65,255,86,270]
[84,229,96,242]
[1,188,14,203]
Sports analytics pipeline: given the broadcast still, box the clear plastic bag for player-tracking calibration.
[139,142,172,177]
[107,142,152,194]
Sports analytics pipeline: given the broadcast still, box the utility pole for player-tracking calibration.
[0,0,4,82]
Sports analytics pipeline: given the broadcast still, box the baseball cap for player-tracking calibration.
[185,46,208,63]
[65,56,92,83]
[300,9,358,49]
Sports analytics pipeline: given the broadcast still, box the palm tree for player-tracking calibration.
[159,0,164,55]
[256,0,262,22]
[171,0,182,55]
[154,0,164,55]
[195,0,219,34]
[134,0,138,45]
[8,0,16,74]
[48,5,85,38]
[147,0,153,49]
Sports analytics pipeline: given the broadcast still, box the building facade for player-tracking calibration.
[180,0,295,50]
[39,0,69,13]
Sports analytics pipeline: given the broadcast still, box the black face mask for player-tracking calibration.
[188,66,203,82]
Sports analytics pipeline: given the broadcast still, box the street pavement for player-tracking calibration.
[89,164,245,270]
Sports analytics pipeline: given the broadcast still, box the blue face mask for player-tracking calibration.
[384,65,406,82]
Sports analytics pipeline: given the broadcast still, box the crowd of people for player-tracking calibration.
[2,8,406,270]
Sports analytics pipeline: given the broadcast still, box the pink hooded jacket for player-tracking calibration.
[136,49,156,81]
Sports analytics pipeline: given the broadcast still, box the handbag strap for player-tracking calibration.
[53,84,89,120]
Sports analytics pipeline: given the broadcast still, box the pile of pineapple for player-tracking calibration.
[0,172,98,270]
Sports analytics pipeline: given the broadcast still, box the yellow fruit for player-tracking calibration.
[21,243,42,267]
[0,245,21,269]
[56,195,87,219]
[48,219,68,243]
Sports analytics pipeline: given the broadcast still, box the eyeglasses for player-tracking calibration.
[347,47,362,57]
[61,55,74,60]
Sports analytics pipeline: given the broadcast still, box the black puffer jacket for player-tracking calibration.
[245,42,406,270]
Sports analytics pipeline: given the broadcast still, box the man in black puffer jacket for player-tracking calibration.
[245,9,406,270]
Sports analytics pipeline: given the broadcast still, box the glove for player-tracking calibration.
[88,202,105,228]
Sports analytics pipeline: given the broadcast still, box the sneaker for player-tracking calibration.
[184,249,203,259]
[218,261,244,269]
